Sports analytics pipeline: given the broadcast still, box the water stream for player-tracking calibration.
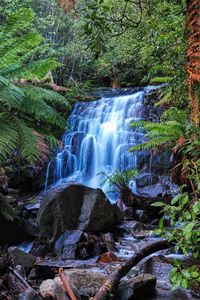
[45,88,154,196]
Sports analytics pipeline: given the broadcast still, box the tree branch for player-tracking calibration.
[90,239,172,300]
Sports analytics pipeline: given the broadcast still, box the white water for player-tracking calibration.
[45,90,148,198]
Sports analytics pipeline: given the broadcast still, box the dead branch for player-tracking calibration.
[9,267,31,289]
[90,239,171,300]
[59,268,77,300]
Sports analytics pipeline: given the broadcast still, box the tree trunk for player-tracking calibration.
[186,0,200,127]
[90,239,171,300]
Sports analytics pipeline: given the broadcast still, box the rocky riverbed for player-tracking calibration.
[0,183,199,299]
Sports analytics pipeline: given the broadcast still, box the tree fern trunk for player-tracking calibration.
[186,0,200,127]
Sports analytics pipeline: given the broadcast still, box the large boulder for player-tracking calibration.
[37,183,123,242]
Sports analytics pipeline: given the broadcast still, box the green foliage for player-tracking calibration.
[153,158,200,289]
[0,9,70,164]
[83,0,187,92]
[0,8,61,80]
[100,169,138,192]
[129,108,186,151]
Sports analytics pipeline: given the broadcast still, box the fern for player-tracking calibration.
[21,95,66,128]
[150,76,173,84]
[0,9,70,164]
[130,109,186,151]
[22,85,70,107]
[155,86,173,106]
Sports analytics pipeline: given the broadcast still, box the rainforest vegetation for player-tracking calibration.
[0,0,199,299]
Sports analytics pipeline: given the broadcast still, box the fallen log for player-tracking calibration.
[90,239,171,300]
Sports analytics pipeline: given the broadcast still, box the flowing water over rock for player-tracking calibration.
[45,87,175,199]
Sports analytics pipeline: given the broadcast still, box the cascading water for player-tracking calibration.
[45,87,175,199]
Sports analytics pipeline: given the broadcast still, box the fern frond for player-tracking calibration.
[22,58,62,80]
[130,120,153,128]
[0,115,18,161]
[0,8,34,40]
[0,83,23,109]
[155,87,172,106]
[150,76,173,84]
[161,108,187,123]
[129,137,174,151]
[22,85,70,108]
[21,96,66,128]
[130,115,185,152]
[0,75,9,87]
[15,119,44,163]
[42,133,59,148]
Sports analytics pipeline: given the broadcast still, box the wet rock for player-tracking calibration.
[136,174,159,188]
[77,232,107,259]
[22,219,39,237]
[37,183,123,242]
[63,269,107,298]
[40,277,72,300]
[36,258,98,280]
[139,255,173,286]
[132,209,160,223]
[116,273,156,300]
[19,288,43,300]
[101,232,116,252]
[8,247,36,273]
[30,239,49,257]
[97,251,120,263]
[123,208,134,221]
[54,230,83,259]
[114,221,153,238]
[54,230,108,260]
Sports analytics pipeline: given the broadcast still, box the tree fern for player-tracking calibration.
[0,80,23,110]
[0,9,70,165]
[0,115,19,161]
[21,85,70,107]
[130,109,186,152]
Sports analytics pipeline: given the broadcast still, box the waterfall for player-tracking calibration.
[45,87,175,198]
[45,89,151,198]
